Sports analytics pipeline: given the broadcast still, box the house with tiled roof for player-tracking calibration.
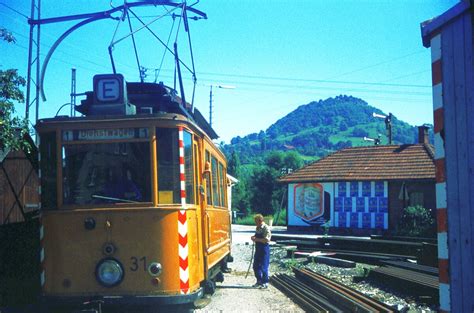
[279,126,436,234]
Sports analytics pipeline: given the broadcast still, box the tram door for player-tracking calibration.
[202,149,212,273]
[192,138,204,276]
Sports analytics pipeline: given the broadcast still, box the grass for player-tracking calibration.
[235,210,287,226]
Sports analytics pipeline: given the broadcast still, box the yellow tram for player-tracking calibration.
[36,74,232,311]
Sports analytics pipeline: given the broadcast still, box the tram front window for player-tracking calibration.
[62,142,151,205]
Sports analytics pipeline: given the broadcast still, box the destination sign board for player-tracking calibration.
[62,128,149,141]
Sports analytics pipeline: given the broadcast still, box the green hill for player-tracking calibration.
[224,95,431,164]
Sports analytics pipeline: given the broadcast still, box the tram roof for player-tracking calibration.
[36,109,219,140]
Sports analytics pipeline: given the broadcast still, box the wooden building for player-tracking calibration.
[0,138,39,225]
[421,1,474,312]
[279,127,436,235]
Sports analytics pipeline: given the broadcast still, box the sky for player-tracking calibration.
[0,0,459,143]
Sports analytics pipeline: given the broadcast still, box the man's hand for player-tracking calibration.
[251,236,256,242]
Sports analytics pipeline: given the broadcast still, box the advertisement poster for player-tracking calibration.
[288,183,331,226]
[334,181,388,230]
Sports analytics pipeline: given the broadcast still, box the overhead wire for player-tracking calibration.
[0,2,29,19]
[324,50,425,80]
[125,7,143,81]
[196,71,431,89]
[0,9,141,74]
[2,1,434,124]
[380,70,430,83]
[2,3,430,91]
[154,6,176,83]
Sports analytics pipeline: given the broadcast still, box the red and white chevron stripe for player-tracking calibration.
[430,33,450,313]
[39,213,45,290]
[38,142,45,291]
[177,127,189,294]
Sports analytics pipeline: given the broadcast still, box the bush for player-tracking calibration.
[397,205,435,237]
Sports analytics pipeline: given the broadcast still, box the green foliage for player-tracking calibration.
[273,208,286,226]
[227,150,303,218]
[0,28,30,152]
[249,166,278,216]
[227,150,241,177]
[235,215,256,225]
[0,27,16,43]
[397,205,435,237]
[224,95,434,220]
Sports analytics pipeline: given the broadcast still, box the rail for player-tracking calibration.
[270,267,396,313]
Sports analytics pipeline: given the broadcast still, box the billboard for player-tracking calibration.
[288,183,332,226]
[288,181,389,229]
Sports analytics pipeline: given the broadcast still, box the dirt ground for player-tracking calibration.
[194,225,303,313]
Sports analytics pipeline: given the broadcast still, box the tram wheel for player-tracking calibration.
[203,279,216,295]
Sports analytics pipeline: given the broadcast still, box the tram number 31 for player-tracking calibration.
[130,256,148,272]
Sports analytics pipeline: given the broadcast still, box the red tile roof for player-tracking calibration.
[279,144,435,183]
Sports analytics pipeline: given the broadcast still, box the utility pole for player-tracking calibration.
[209,85,213,127]
[209,84,235,128]
[25,0,41,127]
[70,68,76,117]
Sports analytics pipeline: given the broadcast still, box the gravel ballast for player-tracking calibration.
[196,225,438,312]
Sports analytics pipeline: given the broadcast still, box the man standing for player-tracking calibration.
[251,214,271,289]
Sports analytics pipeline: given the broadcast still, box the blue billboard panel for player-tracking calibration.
[335,197,343,212]
[378,197,388,213]
[375,181,384,197]
[338,212,347,227]
[369,197,378,213]
[350,213,359,228]
[362,213,371,228]
[356,197,365,212]
[350,181,359,197]
[344,197,353,212]
[362,181,371,197]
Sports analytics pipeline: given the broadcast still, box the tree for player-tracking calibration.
[283,151,304,171]
[249,166,276,216]
[0,27,16,43]
[227,151,241,177]
[0,28,29,152]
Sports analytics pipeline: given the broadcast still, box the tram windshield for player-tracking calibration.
[62,142,151,205]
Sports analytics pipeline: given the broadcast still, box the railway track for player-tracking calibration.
[380,260,438,276]
[271,268,396,312]
[273,235,424,259]
[368,266,439,302]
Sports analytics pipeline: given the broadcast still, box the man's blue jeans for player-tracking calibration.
[253,243,270,284]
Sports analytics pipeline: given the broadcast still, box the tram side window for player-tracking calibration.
[205,151,212,205]
[193,143,199,204]
[219,162,226,208]
[40,132,57,209]
[62,142,151,205]
[211,156,220,207]
[157,128,180,204]
[183,131,194,204]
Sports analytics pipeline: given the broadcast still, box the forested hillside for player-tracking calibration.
[224,95,428,164]
[223,95,433,217]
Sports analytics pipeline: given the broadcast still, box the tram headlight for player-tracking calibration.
[95,258,124,287]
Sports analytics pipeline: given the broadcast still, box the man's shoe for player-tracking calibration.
[252,283,261,288]
[259,283,268,289]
